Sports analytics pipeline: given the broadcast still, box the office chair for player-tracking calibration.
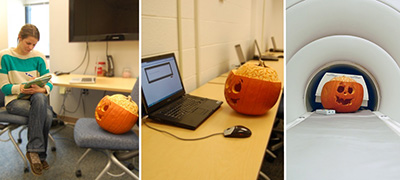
[265,93,284,161]
[0,90,56,173]
[73,79,139,180]
[259,93,284,180]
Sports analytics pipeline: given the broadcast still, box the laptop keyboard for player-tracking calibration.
[163,97,204,119]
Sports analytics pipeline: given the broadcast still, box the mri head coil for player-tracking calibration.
[286,0,400,123]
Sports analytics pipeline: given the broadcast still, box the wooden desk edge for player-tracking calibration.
[51,74,136,93]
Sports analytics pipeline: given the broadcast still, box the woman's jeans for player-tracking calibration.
[6,93,53,161]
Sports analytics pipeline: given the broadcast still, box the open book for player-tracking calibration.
[17,74,52,100]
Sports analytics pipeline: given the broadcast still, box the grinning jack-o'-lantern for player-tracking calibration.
[321,76,363,113]
[224,61,281,115]
[95,94,138,134]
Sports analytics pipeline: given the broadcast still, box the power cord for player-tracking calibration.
[58,89,85,119]
[83,42,90,74]
[68,41,90,74]
[106,41,109,56]
[143,120,223,141]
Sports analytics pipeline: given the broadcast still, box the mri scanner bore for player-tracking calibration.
[286,0,400,179]
[306,62,378,113]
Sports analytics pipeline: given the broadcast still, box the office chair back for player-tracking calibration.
[130,78,139,104]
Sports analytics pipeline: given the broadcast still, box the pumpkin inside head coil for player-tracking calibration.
[95,94,138,134]
[321,76,364,113]
[224,62,282,115]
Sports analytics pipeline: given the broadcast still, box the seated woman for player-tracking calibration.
[0,24,53,176]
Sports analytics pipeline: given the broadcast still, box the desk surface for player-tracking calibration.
[142,56,283,179]
[51,74,136,93]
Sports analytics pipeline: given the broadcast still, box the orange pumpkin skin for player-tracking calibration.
[224,63,281,115]
[321,76,363,113]
[95,94,138,134]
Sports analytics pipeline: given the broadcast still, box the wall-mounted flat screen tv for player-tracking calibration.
[69,0,139,42]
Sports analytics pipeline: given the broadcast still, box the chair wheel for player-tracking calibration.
[24,168,29,173]
[18,139,22,144]
[51,147,56,151]
[76,170,82,177]
[127,163,135,170]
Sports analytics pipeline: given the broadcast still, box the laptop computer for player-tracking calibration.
[254,40,278,61]
[69,77,96,84]
[270,36,284,52]
[141,53,223,130]
[234,44,247,65]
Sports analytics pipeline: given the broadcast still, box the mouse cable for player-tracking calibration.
[143,121,223,141]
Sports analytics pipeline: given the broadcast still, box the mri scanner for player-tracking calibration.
[286,0,400,179]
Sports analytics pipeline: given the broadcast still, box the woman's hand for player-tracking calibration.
[20,84,46,94]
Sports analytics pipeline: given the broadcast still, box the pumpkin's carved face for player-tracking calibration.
[321,76,363,113]
[224,63,281,115]
[225,77,243,105]
[95,94,138,134]
[335,82,356,105]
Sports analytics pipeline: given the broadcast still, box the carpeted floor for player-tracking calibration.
[258,146,284,180]
[0,123,139,180]
[258,118,284,180]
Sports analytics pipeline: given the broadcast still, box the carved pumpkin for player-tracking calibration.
[321,76,363,113]
[95,94,138,134]
[224,62,281,115]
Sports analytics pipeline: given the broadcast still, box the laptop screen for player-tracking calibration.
[235,44,246,65]
[271,36,277,51]
[141,53,185,109]
[254,39,262,60]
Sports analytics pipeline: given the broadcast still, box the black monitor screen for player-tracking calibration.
[69,0,139,42]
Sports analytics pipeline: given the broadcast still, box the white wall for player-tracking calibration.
[267,0,284,50]
[0,0,8,50]
[0,0,25,49]
[7,0,25,48]
[142,0,284,92]
[49,0,140,118]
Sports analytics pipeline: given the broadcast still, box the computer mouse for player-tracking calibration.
[223,125,252,138]
[54,71,70,76]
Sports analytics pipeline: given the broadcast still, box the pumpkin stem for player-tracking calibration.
[258,59,263,67]
[128,95,132,102]
[258,60,268,67]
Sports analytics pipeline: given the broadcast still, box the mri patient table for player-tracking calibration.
[287,110,400,180]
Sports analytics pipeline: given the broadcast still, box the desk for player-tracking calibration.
[51,74,136,93]
[142,57,283,179]
[207,76,227,84]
